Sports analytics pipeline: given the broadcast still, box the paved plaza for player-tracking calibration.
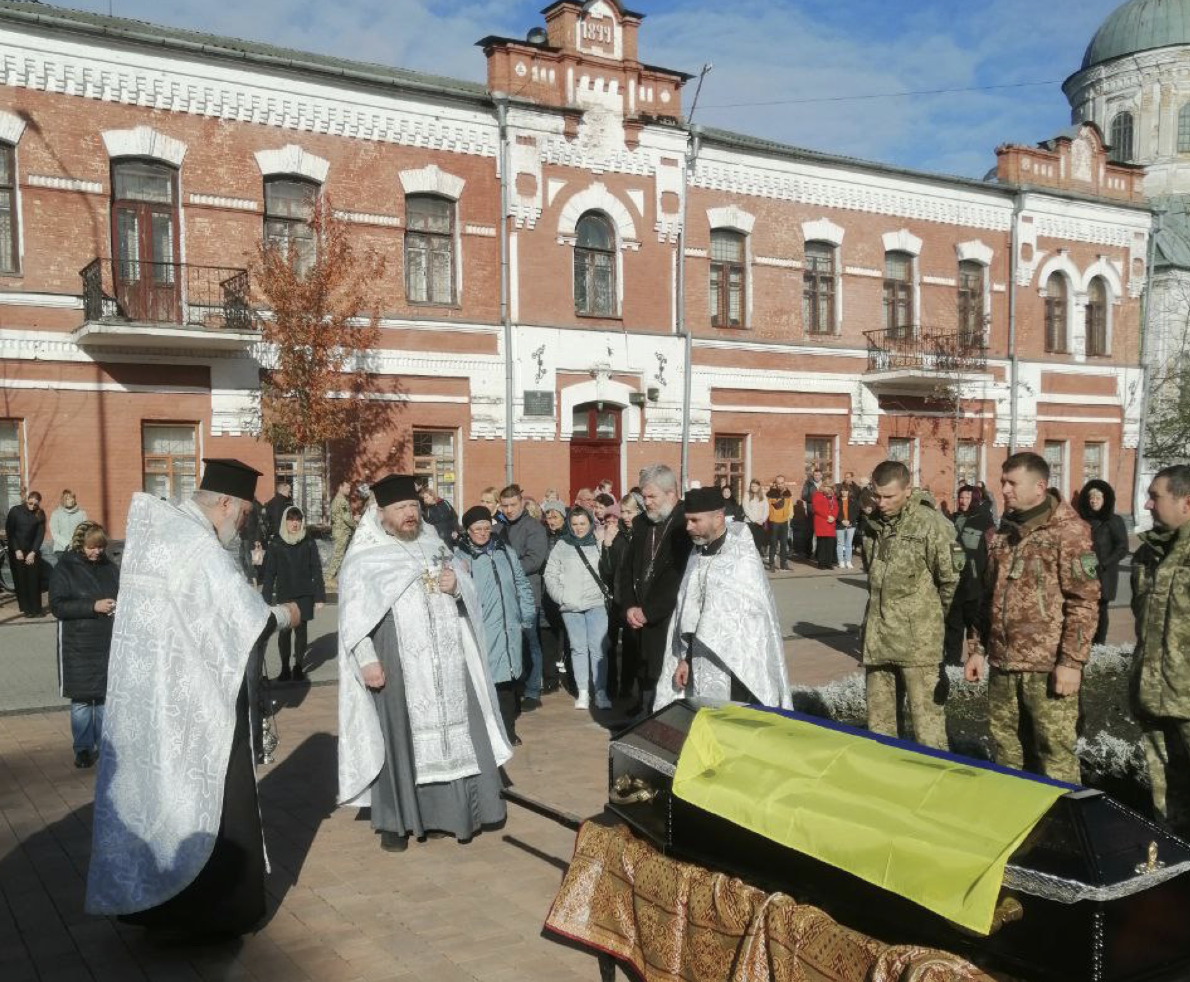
[0,563,1138,981]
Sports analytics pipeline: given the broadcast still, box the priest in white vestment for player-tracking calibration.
[85,459,301,936]
[337,474,512,852]
[655,486,792,711]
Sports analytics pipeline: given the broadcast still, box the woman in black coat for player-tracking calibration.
[48,522,119,768]
[1077,479,1129,645]
[262,507,325,681]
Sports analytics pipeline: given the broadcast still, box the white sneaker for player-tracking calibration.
[575,692,590,710]
[594,692,613,710]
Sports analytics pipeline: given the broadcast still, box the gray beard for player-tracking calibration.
[646,502,674,523]
[216,518,240,549]
[393,520,422,542]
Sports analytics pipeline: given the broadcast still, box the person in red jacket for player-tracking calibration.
[811,484,840,570]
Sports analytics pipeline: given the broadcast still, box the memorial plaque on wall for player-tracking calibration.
[523,390,555,417]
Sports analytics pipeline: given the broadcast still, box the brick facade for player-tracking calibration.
[0,0,1151,536]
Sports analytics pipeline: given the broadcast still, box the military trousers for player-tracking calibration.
[988,667,1080,785]
[329,533,350,578]
[865,665,947,750]
[1140,716,1190,838]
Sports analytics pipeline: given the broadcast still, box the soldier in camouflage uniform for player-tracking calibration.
[1131,464,1190,836]
[861,460,965,750]
[327,480,357,579]
[966,452,1099,785]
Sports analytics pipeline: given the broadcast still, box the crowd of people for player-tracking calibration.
[5,448,1190,941]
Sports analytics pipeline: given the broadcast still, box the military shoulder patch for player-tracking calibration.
[1076,553,1099,580]
[950,542,966,573]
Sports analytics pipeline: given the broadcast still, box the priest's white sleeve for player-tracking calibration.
[352,636,380,668]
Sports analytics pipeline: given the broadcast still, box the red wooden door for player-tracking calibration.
[569,403,621,500]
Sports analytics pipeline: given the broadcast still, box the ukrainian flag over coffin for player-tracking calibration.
[670,705,1070,935]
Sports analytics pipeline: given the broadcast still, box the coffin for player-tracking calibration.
[608,700,1190,982]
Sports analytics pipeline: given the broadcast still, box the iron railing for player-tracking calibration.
[80,258,253,332]
[865,326,988,375]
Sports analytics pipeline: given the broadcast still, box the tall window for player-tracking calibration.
[0,144,17,274]
[883,251,914,338]
[142,423,197,505]
[574,211,616,316]
[709,229,745,327]
[412,428,458,509]
[1110,111,1134,163]
[1043,441,1067,497]
[957,440,980,488]
[0,419,22,516]
[1179,104,1190,153]
[1044,273,1068,353]
[405,194,455,305]
[112,160,179,322]
[888,437,916,483]
[1083,442,1105,485]
[803,241,835,335]
[714,435,745,500]
[275,447,328,524]
[264,178,317,275]
[805,436,835,483]
[1086,277,1108,357]
[957,260,984,346]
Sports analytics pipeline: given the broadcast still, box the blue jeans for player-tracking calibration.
[836,525,856,566]
[523,609,544,699]
[71,699,104,755]
[561,606,609,698]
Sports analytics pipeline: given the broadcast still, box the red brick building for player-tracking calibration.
[0,0,1152,534]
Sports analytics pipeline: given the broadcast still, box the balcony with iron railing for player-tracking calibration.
[74,258,258,350]
[864,326,990,387]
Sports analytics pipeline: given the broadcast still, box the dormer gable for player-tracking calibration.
[994,122,1145,202]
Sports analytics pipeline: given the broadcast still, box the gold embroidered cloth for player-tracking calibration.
[545,822,997,982]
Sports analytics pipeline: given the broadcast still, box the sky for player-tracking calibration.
[71,0,1130,179]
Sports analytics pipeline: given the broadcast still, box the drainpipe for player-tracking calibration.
[678,124,702,490]
[1133,206,1162,526]
[1008,191,1024,454]
[496,97,514,486]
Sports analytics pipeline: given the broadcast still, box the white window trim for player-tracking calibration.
[957,241,993,344]
[1038,261,1078,356]
[103,126,188,167]
[399,164,465,201]
[0,111,26,275]
[403,193,463,306]
[256,145,329,183]
[803,239,843,336]
[708,225,751,328]
[569,209,624,317]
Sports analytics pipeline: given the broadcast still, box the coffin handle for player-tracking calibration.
[988,896,1024,934]
[611,775,658,805]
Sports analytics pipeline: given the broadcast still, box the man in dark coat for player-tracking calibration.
[6,489,46,616]
[944,485,994,664]
[263,479,293,544]
[622,464,692,714]
[1078,479,1129,644]
[497,483,552,704]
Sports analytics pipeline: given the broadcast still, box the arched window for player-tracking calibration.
[574,211,616,316]
[883,250,914,338]
[1044,273,1067,353]
[405,194,455,304]
[709,228,745,327]
[112,159,179,321]
[1110,111,1134,163]
[803,241,835,335]
[957,259,984,346]
[1086,277,1108,357]
[1178,104,1190,153]
[264,177,318,275]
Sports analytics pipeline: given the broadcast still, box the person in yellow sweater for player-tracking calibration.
[766,475,793,570]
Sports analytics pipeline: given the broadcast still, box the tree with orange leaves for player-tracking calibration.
[253,196,391,463]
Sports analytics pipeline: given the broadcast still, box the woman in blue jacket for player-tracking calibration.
[455,505,535,745]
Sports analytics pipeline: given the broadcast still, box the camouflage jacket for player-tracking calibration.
[1132,522,1190,719]
[861,491,964,667]
[974,495,1100,673]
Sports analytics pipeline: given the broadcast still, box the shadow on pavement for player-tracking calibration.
[790,621,863,661]
[303,632,339,673]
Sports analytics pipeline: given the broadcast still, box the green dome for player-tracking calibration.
[1083,0,1190,69]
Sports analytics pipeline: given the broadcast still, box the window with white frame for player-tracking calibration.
[805,435,835,483]
[0,419,22,515]
[1109,111,1134,163]
[714,435,746,500]
[957,440,980,488]
[1043,440,1067,498]
[883,251,914,338]
[274,446,328,525]
[1086,277,1109,357]
[405,194,456,305]
[0,143,18,274]
[709,229,746,327]
[1044,273,1068,354]
[887,436,917,483]
[1083,442,1105,485]
[264,177,318,275]
[957,260,984,347]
